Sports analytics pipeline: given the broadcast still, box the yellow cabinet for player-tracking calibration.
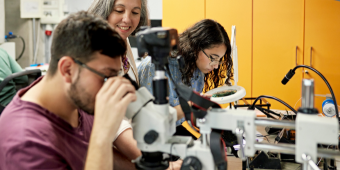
[206,0,253,98]
[163,0,205,34]
[163,0,339,112]
[253,0,304,110]
[304,0,340,112]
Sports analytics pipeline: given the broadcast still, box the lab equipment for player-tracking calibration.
[323,98,336,117]
[4,32,26,61]
[128,79,340,169]
[128,27,340,170]
[230,25,238,86]
[212,89,237,97]
[206,85,246,104]
[281,65,339,121]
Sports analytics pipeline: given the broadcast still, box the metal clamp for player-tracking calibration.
[235,127,246,161]
[301,154,320,170]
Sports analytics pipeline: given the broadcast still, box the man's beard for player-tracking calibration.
[68,74,95,115]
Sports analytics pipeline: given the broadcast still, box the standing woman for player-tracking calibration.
[138,19,233,134]
[88,0,149,83]
[87,0,148,162]
[88,2,183,169]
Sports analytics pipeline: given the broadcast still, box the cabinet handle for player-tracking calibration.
[295,46,298,66]
[310,47,313,67]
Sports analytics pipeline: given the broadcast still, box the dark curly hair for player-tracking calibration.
[176,19,233,92]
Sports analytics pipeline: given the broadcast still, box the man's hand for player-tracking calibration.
[93,77,137,142]
[85,77,137,170]
[167,160,183,170]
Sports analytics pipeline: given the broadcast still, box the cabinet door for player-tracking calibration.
[253,0,304,110]
[304,0,340,113]
[162,0,205,34]
[206,0,253,99]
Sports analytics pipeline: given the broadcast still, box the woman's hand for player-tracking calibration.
[200,93,212,98]
[167,160,183,170]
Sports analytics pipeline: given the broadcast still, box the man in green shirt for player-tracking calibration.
[0,47,28,107]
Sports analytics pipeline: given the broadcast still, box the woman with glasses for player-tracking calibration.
[138,19,233,129]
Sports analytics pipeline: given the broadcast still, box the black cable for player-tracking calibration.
[254,106,278,119]
[16,36,25,61]
[4,34,26,61]
[255,105,281,117]
[256,130,281,137]
[249,95,297,114]
[284,65,340,149]
[292,65,339,122]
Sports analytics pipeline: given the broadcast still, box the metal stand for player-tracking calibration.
[232,97,271,110]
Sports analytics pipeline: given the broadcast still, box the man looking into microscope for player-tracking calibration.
[0,11,139,170]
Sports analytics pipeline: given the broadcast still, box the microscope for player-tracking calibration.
[126,27,340,170]
[126,27,228,170]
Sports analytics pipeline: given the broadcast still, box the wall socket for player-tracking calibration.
[20,0,65,23]
[41,0,65,24]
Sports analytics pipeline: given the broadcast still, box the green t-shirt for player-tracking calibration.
[0,48,28,106]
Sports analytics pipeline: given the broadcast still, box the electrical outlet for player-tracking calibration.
[43,0,59,8]
[40,0,65,24]
[43,9,60,18]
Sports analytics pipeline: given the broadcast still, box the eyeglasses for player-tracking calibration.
[201,49,224,66]
[73,58,113,82]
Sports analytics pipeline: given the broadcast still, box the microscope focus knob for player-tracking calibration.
[144,130,159,144]
[180,156,202,170]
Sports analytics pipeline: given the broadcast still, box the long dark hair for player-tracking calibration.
[177,19,233,92]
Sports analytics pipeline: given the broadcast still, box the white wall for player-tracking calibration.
[0,0,5,44]
[65,0,93,14]
[148,0,162,20]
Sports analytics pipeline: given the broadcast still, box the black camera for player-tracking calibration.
[136,27,179,105]
[136,27,179,70]
[135,27,179,170]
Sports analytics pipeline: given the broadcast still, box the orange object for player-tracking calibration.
[163,0,340,112]
[181,121,201,139]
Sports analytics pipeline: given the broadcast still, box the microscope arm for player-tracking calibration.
[126,87,155,119]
